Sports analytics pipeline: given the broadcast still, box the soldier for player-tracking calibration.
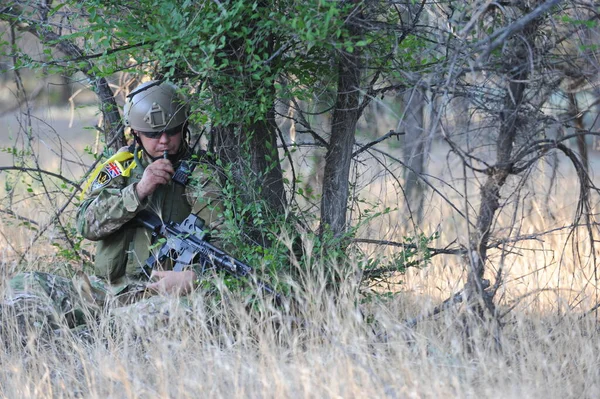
[1,80,222,343]
[77,80,221,296]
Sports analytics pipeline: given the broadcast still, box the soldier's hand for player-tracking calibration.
[135,159,175,200]
[146,270,196,296]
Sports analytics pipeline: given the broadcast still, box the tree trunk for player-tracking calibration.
[94,77,124,151]
[466,60,528,315]
[568,92,588,173]
[213,108,286,215]
[210,19,286,243]
[402,88,427,225]
[320,20,362,240]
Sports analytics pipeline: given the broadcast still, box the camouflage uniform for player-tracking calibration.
[77,146,222,289]
[1,147,223,343]
[1,272,100,344]
[1,271,187,344]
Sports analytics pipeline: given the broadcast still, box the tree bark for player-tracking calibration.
[402,88,427,225]
[568,92,589,173]
[213,107,286,215]
[210,11,287,239]
[320,16,362,239]
[467,58,528,314]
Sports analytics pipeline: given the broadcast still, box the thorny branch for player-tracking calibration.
[1,3,125,150]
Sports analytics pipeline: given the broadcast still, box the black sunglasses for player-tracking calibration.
[137,125,182,139]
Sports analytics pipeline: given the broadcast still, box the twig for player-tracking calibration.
[0,166,80,189]
[579,302,600,321]
[352,237,465,256]
[289,98,330,148]
[0,208,39,226]
[352,130,404,158]
[476,0,563,61]
[403,280,490,329]
[42,41,154,65]
[367,147,475,226]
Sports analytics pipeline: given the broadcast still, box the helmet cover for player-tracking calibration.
[124,80,189,132]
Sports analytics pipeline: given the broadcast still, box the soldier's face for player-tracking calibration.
[137,128,183,158]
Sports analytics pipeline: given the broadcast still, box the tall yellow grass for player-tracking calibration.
[1,138,600,398]
[1,264,599,398]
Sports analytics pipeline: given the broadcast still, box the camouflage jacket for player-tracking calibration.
[77,146,222,286]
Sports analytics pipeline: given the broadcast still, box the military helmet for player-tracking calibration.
[123,80,189,133]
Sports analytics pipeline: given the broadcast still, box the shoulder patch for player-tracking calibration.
[80,151,140,200]
[105,162,123,178]
[91,170,112,191]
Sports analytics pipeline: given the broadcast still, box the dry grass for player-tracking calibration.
[1,125,600,397]
[1,273,599,398]
[2,199,600,399]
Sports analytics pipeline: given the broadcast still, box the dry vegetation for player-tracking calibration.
[1,258,599,398]
[1,125,599,398]
[3,1,600,396]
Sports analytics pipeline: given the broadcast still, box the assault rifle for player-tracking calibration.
[134,209,281,303]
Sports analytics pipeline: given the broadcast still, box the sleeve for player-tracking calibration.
[77,170,146,241]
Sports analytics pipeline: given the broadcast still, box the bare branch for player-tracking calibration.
[0,167,80,189]
[352,130,405,158]
[475,0,563,60]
